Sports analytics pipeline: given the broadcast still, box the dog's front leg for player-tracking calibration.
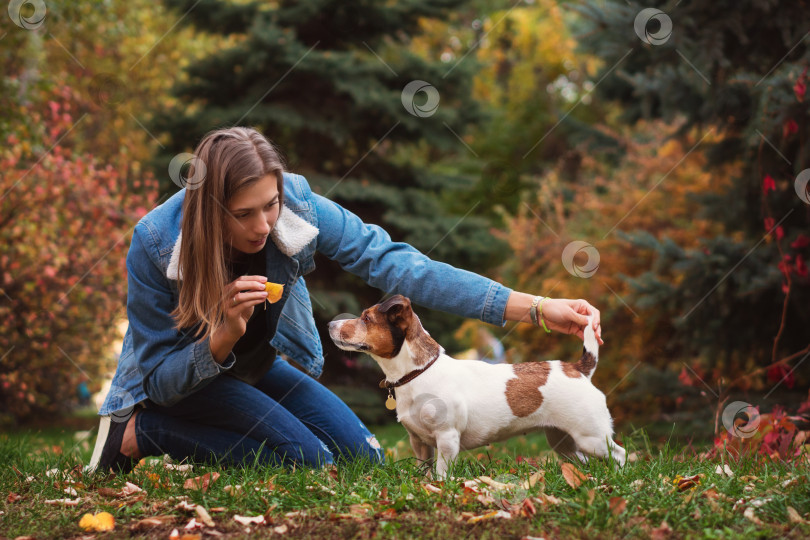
[434,431,460,479]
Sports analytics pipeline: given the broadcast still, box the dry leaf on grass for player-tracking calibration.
[274,524,289,534]
[714,464,734,477]
[79,512,115,532]
[609,496,627,516]
[195,506,215,527]
[522,470,544,490]
[130,515,176,530]
[650,520,673,539]
[183,472,220,492]
[423,483,442,494]
[233,514,266,526]
[561,462,588,489]
[6,493,22,503]
[743,507,764,526]
[43,498,81,506]
[467,510,512,523]
[787,506,805,524]
[477,476,517,490]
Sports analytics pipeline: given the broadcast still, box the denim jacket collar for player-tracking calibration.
[166,205,319,281]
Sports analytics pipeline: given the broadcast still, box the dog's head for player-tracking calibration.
[328,295,441,367]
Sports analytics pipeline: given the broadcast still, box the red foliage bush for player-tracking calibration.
[0,95,157,426]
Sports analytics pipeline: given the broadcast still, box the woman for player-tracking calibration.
[88,127,603,474]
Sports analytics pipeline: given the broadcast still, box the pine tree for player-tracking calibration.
[576,1,809,371]
[154,0,509,368]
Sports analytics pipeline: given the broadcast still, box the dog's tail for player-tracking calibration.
[575,313,599,379]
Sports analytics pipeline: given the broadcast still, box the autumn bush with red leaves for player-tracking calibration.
[0,93,157,426]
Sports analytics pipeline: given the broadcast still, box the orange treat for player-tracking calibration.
[264,281,284,303]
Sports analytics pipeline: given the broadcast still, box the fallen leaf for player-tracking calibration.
[195,506,215,527]
[586,489,596,505]
[561,462,587,489]
[130,515,176,530]
[184,472,220,492]
[630,479,645,490]
[522,469,544,490]
[423,483,442,494]
[518,498,536,517]
[43,498,81,506]
[468,510,512,523]
[477,476,516,490]
[122,482,143,496]
[650,520,673,539]
[233,515,266,526]
[677,474,700,491]
[349,503,373,516]
[787,506,805,524]
[743,507,763,526]
[79,511,115,532]
[184,518,203,530]
[375,508,397,519]
[273,524,289,534]
[714,464,734,477]
[609,496,627,516]
[6,493,22,503]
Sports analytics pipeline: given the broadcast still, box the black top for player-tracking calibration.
[225,246,277,384]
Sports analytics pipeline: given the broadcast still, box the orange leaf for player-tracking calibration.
[609,496,627,516]
[561,462,587,489]
[183,472,220,492]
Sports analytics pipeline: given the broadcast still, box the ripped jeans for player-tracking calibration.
[133,357,384,468]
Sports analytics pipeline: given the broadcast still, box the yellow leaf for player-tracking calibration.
[264,282,284,303]
[79,513,97,530]
[94,512,115,531]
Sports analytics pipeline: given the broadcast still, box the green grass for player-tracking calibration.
[1,421,809,539]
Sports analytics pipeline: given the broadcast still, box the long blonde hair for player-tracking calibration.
[170,127,286,342]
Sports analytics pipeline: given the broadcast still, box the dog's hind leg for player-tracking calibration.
[607,438,626,467]
[544,427,579,460]
[408,432,435,474]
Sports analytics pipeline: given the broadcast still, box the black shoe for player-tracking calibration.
[86,415,138,475]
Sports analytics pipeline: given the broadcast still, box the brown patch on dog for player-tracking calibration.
[576,351,597,376]
[505,362,551,417]
[562,350,597,378]
[561,362,582,378]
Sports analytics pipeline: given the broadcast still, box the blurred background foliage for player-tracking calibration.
[1,0,807,443]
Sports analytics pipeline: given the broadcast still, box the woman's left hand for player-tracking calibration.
[539,298,603,345]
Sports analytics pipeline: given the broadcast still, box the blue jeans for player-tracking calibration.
[133,357,384,468]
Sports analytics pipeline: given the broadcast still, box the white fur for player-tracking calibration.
[329,312,625,478]
[166,205,318,280]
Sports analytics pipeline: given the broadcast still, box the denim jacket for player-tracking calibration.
[99,173,512,416]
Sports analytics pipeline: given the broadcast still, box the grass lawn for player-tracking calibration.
[1,416,809,539]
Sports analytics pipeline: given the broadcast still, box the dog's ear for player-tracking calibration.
[378,295,412,326]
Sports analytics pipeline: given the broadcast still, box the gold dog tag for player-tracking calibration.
[385,395,397,410]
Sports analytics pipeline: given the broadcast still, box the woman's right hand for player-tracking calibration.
[221,275,268,339]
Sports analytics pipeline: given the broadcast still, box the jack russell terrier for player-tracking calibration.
[328,295,625,477]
